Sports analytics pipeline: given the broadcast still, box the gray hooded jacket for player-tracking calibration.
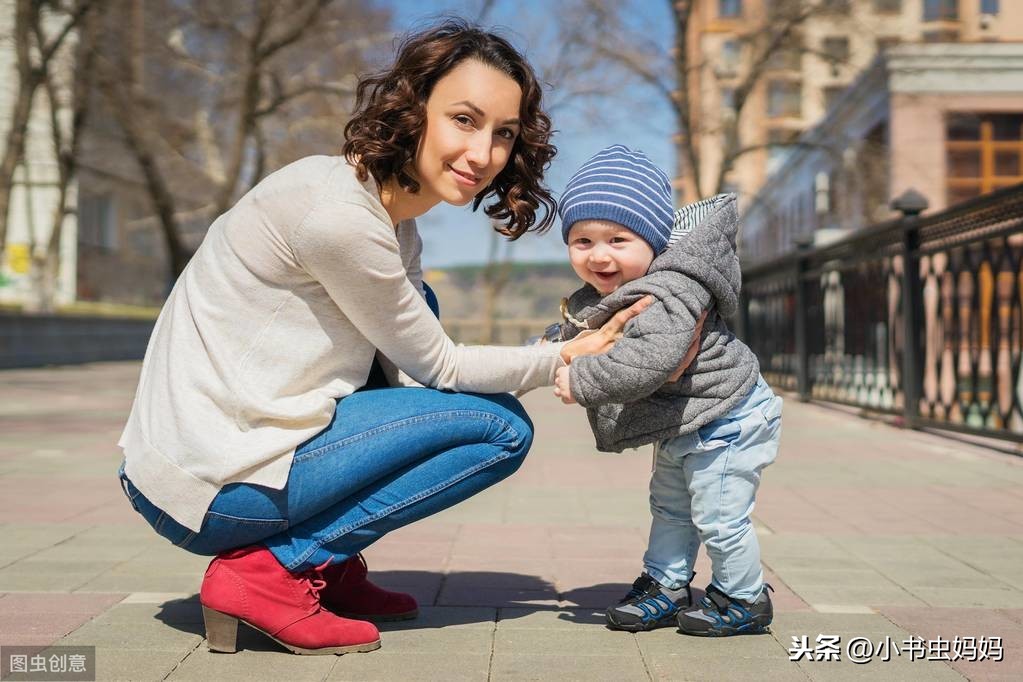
[560,193,760,452]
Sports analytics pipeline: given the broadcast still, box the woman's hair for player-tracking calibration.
[343,18,557,238]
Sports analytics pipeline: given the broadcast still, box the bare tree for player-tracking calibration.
[22,1,100,311]
[0,0,94,268]
[566,0,855,200]
[471,0,617,334]
[91,0,390,277]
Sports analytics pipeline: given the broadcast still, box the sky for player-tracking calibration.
[383,0,676,268]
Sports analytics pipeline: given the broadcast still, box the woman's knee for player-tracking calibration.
[473,392,534,463]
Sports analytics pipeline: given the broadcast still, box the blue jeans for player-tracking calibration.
[120,388,533,573]
[118,284,536,573]
[643,376,782,602]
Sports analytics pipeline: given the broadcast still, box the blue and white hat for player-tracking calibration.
[559,145,674,254]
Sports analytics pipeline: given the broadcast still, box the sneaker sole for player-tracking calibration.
[606,612,679,632]
[679,622,771,637]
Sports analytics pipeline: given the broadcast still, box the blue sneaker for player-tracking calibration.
[605,574,692,632]
[676,583,774,637]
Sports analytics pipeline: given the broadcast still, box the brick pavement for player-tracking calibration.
[1,362,1023,680]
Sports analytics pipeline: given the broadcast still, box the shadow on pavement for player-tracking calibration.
[152,570,629,653]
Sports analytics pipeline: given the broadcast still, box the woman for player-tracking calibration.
[116,20,649,656]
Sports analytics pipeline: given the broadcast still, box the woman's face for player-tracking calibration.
[414,59,523,207]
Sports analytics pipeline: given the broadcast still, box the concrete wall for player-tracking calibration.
[0,313,154,369]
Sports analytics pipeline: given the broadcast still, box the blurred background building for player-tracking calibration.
[685,0,1022,202]
[741,42,1023,262]
[2,0,1023,339]
[682,0,1023,263]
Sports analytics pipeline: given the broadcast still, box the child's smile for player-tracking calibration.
[567,220,656,295]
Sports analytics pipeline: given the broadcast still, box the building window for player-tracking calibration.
[822,36,850,65]
[718,0,742,18]
[861,124,890,221]
[873,0,902,12]
[78,194,118,251]
[767,80,801,118]
[923,0,958,21]
[980,0,999,14]
[721,87,736,115]
[719,39,741,75]
[946,113,1023,205]
[767,129,800,174]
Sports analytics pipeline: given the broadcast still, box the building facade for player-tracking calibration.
[685,0,1023,204]
[740,42,1023,264]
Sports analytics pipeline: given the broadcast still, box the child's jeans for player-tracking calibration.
[643,375,782,601]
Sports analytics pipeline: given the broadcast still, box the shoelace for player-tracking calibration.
[623,577,653,601]
[298,557,335,613]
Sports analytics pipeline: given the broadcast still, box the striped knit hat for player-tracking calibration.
[559,145,674,254]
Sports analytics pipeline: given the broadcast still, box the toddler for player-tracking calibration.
[551,145,783,636]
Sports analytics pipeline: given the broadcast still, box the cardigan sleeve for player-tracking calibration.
[291,197,564,394]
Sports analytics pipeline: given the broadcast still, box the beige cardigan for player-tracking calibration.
[120,156,563,531]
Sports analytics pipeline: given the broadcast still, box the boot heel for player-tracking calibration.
[203,606,239,653]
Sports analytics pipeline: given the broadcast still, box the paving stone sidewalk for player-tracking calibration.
[1,362,1023,681]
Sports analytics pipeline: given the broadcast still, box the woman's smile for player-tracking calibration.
[447,163,483,187]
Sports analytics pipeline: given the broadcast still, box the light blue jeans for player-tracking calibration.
[643,376,782,602]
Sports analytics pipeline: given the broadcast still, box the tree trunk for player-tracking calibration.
[669,0,701,200]
[0,77,39,267]
[111,98,191,276]
[0,0,43,266]
[1,0,93,267]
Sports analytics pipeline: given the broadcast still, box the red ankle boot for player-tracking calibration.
[199,545,381,655]
[319,554,419,622]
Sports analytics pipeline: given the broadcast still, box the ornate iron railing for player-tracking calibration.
[738,183,1023,443]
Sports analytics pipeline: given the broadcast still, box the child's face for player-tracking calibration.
[567,220,656,295]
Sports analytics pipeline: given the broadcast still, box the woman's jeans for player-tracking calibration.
[643,376,783,602]
[118,284,535,573]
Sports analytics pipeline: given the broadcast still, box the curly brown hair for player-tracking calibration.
[343,19,557,238]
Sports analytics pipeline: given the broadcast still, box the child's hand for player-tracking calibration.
[553,366,576,404]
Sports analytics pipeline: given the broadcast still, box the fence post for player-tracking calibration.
[793,238,812,402]
[735,290,749,340]
[892,189,928,428]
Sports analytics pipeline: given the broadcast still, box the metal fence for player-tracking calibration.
[738,183,1023,443]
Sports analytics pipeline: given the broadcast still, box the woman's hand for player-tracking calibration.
[553,366,575,404]
[667,309,708,382]
[560,296,654,364]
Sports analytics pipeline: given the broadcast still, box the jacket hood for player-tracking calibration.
[647,193,740,316]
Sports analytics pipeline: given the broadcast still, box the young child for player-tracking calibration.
[551,145,783,636]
